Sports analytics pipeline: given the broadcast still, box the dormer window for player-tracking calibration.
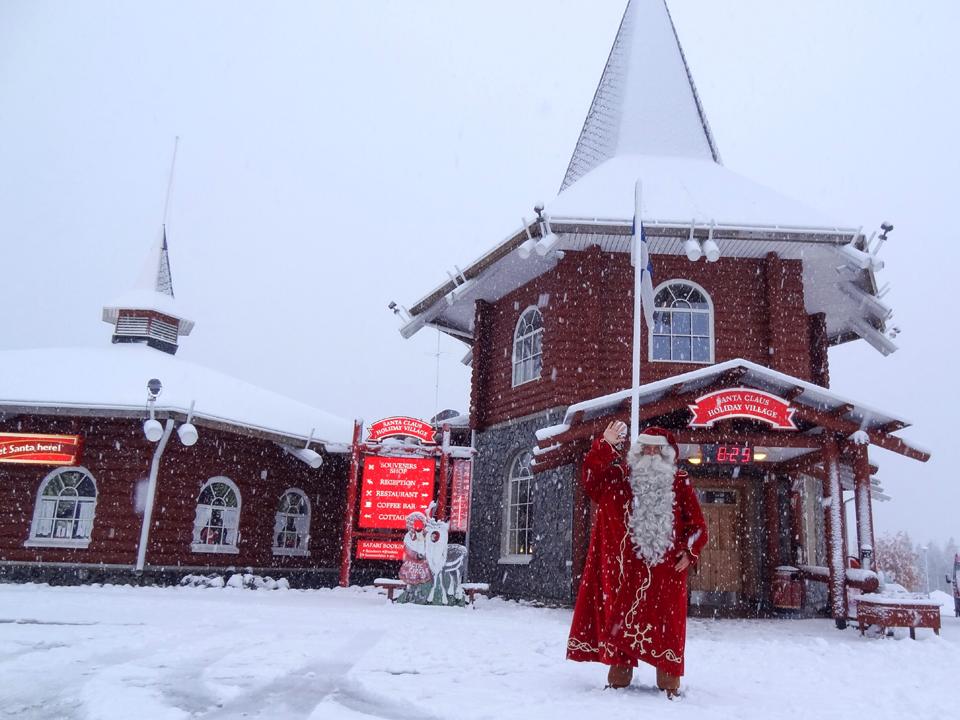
[650,281,713,363]
[512,307,543,386]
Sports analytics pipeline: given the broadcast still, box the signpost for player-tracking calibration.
[688,388,796,429]
[358,457,435,530]
[0,433,82,465]
[449,459,472,532]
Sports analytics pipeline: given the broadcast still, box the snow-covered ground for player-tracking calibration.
[1,584,957,720]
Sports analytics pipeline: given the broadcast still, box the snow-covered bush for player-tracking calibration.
[179,572,289,590]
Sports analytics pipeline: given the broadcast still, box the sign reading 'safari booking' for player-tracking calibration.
[0,433,83,465]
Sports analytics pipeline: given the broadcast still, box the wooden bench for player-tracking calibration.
[373,578,407,602]
[857,596,941,639]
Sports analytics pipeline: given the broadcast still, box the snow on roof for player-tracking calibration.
[537,358,911,440]
[550,155,855,231]
[561,0,719,190]
[0,344,353,450]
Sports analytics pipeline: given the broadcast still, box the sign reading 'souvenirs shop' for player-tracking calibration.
[0,433,83,465]
[688,388,797,430]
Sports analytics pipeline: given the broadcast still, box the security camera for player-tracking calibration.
[880,222,893,233]
[146,378,162,399]
[388,301,400,315]
[534,203,545,219]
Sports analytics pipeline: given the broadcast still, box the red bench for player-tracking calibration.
[374,578,490,604]
[857,596,941,639]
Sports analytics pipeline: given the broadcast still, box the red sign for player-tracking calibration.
[356,540,406,561]
[367,416,437,444]
[0,433,82,465]
[359,456,435,529]
[688,388,796,430]
[450,459,473,532]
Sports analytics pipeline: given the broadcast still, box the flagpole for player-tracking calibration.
[630,179,643,444]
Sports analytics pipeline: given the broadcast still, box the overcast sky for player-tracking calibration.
[1,1,957,543]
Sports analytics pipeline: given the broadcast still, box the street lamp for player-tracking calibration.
[921,545,930,594]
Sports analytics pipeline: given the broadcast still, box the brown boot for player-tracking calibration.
[606,664,634,689]
[656,668,681,699]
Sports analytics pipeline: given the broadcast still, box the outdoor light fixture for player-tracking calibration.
[753,448,769,461]
[702,224,720,263]
[143,378,164,442]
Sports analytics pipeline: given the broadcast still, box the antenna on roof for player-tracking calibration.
[162,136,180,229]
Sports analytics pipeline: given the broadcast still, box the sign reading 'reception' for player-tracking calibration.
[0,433,82,465]
[359,456,435,530]
[367,416,437,444]
[688,388,797,430]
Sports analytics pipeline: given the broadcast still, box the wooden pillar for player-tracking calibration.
[339,420,364,587]
[852,443,875,571]
[763,473,782,600]
[436,424,452,519]
[789,479,806,565]
[822,436,848,628]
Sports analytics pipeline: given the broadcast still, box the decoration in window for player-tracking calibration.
[512,307,544,386]
[273,489,310,556]
[651,281,713,363]
[28,468,97,547]
[191,477,241,553]
[502,451,534,557]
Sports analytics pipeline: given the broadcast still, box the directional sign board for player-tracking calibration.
[358,456,435,529]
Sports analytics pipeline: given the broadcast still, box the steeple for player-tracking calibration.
[102,228,194,355]
[560,0,720,191]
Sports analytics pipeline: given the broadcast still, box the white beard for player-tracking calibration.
[625,446,676,566]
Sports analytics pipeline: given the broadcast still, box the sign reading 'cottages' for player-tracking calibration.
[359,457,435,530]
[688,388,797,430]
[0,433,83,465]
[367,416,436,444]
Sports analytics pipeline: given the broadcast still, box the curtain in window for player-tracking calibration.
[192,505,212,544]
[76,501,96,538]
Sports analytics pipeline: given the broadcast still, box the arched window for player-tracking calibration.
[500,451,534,561]
[191,477,241,554]
[26,467,97,548]
[650,280,714,363]
[273,489,311,556]
[512,306,544,386]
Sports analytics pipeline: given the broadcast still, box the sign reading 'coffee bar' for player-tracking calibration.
[0,433,83,465]
[688,388,797,430]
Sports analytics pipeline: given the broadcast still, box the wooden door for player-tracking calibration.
[689,488,742,594]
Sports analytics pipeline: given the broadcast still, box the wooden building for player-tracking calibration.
[398,0,929,622]
[0,235,353,586]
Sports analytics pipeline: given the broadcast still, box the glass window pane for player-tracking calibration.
[692,312,709,335]
[673,311,692,334]
[653,311,670,333]
[653,335,671,360]
[672,337,692,361]
[693,336,710,362]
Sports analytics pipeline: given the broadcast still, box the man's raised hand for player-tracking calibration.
[602,421,628,447]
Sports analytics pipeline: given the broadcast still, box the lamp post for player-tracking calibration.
[921,545,930,594]
[135,379,200,572]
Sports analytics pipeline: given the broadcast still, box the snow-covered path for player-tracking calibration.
[1,584,957,719]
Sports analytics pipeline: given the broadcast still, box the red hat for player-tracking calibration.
[635,426,680,458]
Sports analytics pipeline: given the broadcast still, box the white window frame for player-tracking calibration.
[499,451,534,564]
[648,279,715,364]
[511,306,544,387]
[191,476,241,554]
[272,488,311,557]
[25,466,98,549]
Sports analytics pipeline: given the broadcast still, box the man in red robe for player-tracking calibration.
[566,422,708,698]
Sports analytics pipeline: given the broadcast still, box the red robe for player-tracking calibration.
[566,438,708,676]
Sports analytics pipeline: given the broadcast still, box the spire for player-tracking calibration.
[560,0,720,191]
[102,228,194,355]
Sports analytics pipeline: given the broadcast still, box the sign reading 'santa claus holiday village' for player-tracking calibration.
[0,433,82,465]
[367,416,437,444]
[688,388,796,430]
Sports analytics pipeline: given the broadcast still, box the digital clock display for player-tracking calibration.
[702,444,754,464]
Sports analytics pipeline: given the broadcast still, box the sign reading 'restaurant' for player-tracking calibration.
[359,456,435,530]
[367,416,437,444]
[688,388,796,430]
[0,433,83,465]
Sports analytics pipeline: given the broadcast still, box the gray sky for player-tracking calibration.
[1,1,957,543]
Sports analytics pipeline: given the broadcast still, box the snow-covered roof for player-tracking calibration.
[102,231,194,334]
[536,358,918,445]
[550,155,854,231]
[561,0,719,189]
[0,344,353,451]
